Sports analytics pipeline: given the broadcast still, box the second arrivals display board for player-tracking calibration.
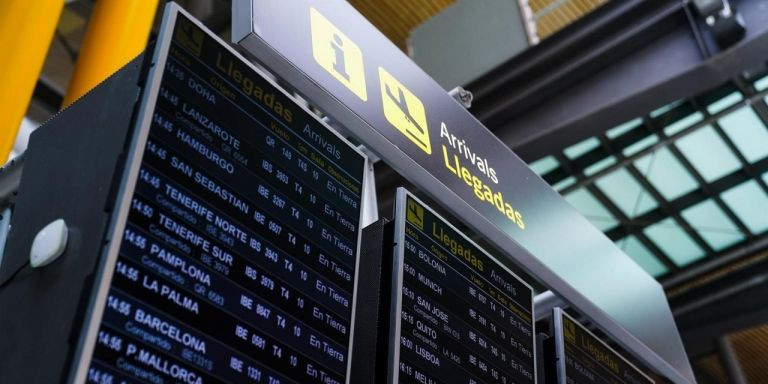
[72,5,367,384]
[389,189,535,384]
[552,308,654,384]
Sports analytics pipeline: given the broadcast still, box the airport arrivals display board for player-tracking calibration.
[389,189,535,384]
[232,3,695,383]
[74,6,366,384]
[552,308,654,384]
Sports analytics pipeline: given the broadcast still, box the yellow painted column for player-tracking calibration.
[0,0,64,162]
[62,0,158,108]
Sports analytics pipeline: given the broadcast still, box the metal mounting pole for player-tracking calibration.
[717,336,748,384]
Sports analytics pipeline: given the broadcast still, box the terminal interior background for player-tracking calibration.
[5,0,768,382]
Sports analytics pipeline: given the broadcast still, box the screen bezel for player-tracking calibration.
[552,308,655,384]
[388,187,537,384]
[68,4,369,383]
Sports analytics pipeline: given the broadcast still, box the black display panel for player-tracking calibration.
[77,5,366,384]
[389,189,535,384]
[552,308,654,384]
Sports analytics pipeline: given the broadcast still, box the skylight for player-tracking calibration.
[664,112,704,136]
[681,199,744,251]
[564,137,600,159]
[634,147,698,201]
[606,118,643,139]
[721,180,768,234]
[719,107,768,163]
[526,78,768,280]
[707,92,743,114]
[645,218,705,267]
[529,156,559,175]
[675,126,741,182]
[595,168,657,218]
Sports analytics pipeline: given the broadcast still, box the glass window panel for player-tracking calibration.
[606,117,643,139]
[719,107,768,163]
[721,180,768,234]
[755,75,768,92]
[707,92,743,115]
[584,156,616,176]
[564,137,600,159]
[553,176,577,191]
[651,100,682,118]
[634,147,698,201]
[623,135,659,157]
[675,125,741,182]
[663,112,704,136]
[595,168,658,218]
[645,218,705,267]
[681,200,744,251]
[617,236,668,277]
[565,188,619,231]
[529,156,559,175]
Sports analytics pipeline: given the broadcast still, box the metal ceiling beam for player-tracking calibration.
[676,271,768,357]
[662,224,768,289]
[468,0,768,161]
[470,0,684,123]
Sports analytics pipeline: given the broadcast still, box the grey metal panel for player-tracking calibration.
[410,0,530,89]
[69,6,188,382]
[231,2,694,382]
[0,54,145,384]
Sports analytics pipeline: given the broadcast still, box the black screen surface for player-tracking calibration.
[391,191,535,384]
[555,309,654,384]
[85,9,365,384]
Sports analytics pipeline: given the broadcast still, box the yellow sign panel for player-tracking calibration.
[378,67,431,155]
[564,317,577,344]
[309,7,367,101]
[174,17,204,55]
[406,199,425,230]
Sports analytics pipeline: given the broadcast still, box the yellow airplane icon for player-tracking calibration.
[379,67,431,155]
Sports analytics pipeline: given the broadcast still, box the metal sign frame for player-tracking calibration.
[552,308,655,384]
[67,4,370,383]
[230,1,693,383]
[389,188,536,384]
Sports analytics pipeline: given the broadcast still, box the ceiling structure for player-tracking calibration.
[348,0,455,49]
[24,0,606,122]
[526,75,768,281]
[528,0,610,39]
